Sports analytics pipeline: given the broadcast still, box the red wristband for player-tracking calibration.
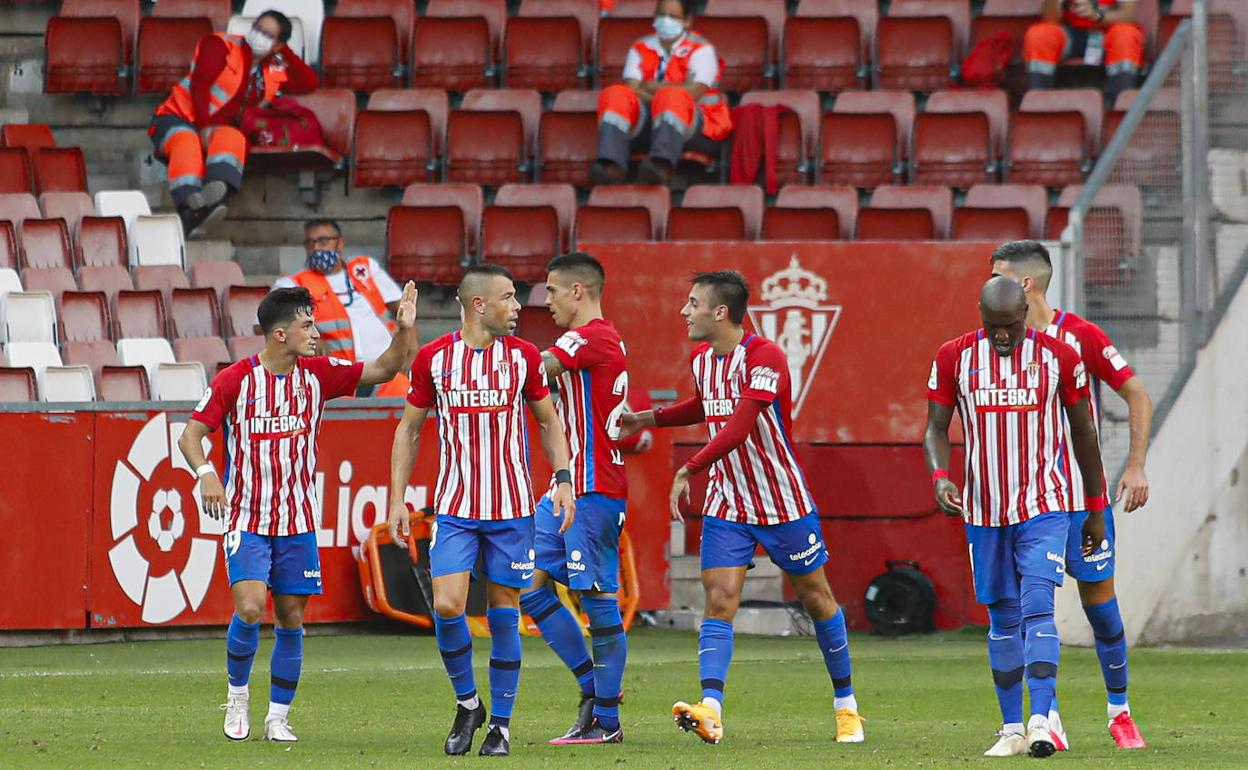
[931,468,949,483]
[1087,494,1108,511]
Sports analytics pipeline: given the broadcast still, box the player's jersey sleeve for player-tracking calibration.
[522,343,552,401]
[406,345,437,409]
[305,356,365,399]
[190,368,242,431]
[1056,342,1090,406]
[926,341,959,406]
[740,342,785,404]
[547,328,604,371]
[1080,322,1134,390]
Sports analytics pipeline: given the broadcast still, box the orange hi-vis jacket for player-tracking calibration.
[157,33,287,123]
[629,32,732,141]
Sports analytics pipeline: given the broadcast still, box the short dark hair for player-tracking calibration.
[991,239,1051,268]
[257,10,294,43]
[303,218,341,238]
[258,286,315,334]
[657,0,695,18]
[547,252,606,294]
[458,263,514,307]
[692,270,749,325]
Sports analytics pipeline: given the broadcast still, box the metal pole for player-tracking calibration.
[1192,0,1213,335]
[1179,29,1200,368]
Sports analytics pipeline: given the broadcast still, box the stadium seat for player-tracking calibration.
[480,205,560,284]
[76,216,128,269]
[683,185,765,241]
[44,14,128,95]
[99,364,150,401]
[706,0,785,64]
[247,90,356,173]
[3,341,63,380]
[368,89,450,155]
[874,16,954,92]
[114,290,168,339]
[62,338,119,380]
[188,260,245,305]
[240,0,323,64]
[1044,205,1070,241]
[426,0,507,56]
[911,112,994,187]
[1006,111,1088,186]
[59,290,110,342]
[855,208,936,240]
[0,267,20,296]
[131,215,186,267]
[228,335,265,361]
[169,287,222,338]
[775,184,858,239]
[227,14,307,61]
[1021,89,1103,160]
[116,337,175,388]
[94,191,151,259]
[1058,184,1143,285]
[552,90,600,113]
[782,16,864,92]
[964,184,1048,239]
[400,183,484,253]
[386,205,466,286]
[537,110,597,185]
[134,264,191,306]
[518,0,600,60]
[2,291,57,343]
[1164,0,1243,87]
[0,150,34,195]
[152,0,231,32]
[174,336,230,374]
[1102,89,1182,188]
[762,207,841,241]
[595,16,652,86]
[870,185,954,239]
[410,16,493,92]
[1,124,56,153]
[462,89,542,158]
[156,360,208,400]
[952,206,1031,241]
[494,184,577,252]
[739,90,821,186]
[0,226,15,272]
[821,91,915,188]
[574,206,653,245]
[335,0,415,67]
[39,192,94,234]
[41,365,95,401]
[695,15,771,91]
[31,148,87,195]
[353,109,435,188]
[136,16,213,94]
[20,267,77,303]
[18,218,72,270]
[320,16,400,92]
[968,6,1035,89]
[927,89,1010,159]
[77,265,134,305]
[587,185,670,240]
[667,207,747,241]
[0,366,38,402]
[225,285,268,336]
[606,0,659,16]
[889,0,970,53]
[0,193,41,229]
[446,100,532,185]
[505,16,586,92]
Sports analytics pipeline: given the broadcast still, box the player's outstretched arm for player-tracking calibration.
[361,281,419,387]
[1064,396,1108,554]
[178,418,227,520]
[1113,375,1153,512]
[621,395,706,439]
[529,395,576,533]
[387,403,428,546]
[923,401,964,516]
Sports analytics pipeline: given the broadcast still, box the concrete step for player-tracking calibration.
[669,555,785,611]
[651,606,808,637]
[669,555,782,580]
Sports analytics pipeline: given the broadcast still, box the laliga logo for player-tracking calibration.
[747,256,842,417]
[107,413,224,624]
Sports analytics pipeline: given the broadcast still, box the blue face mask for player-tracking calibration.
[307,249,341,274]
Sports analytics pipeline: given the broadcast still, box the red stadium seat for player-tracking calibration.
[889,0,970,53]
[59,290,111,342]
[228,335,265,361]
[446,111,527,185]
[1164,1,1242,87]
[224,285,268,336]
[739,90,821,186]
[353,109,435,188]
[44,0,135,96]
[320,17,400,92]
[169,287,221,338]
[174,335,230,373]
[927,90,1010,158]
[595,16,652,86]
[189,259,245,303]
[519,0,600,59]
[0,149,34,195]
[782,16,864,92]
[495,183,577,253]
[0,124,56,153]
[964,184,1049,239]
[386,205,466,286]
[874,17,954,92]
[1006,111,1088,186]
[480,205,560,284]
[39,192,94,234]
[411,16,493,92]
[63,0,139,57]
[0,222,16,271]
[462,89,542,155]
[607,0,660,16]
[870,185,954,239]
[0,193,41,227]
[552,89,599,113]
[247,90,356,173]
[367,89,449,153]
[587,185,670,240]
[133,264,191,306]
[152,0,231,32]
[683,184,765,240]
[425,0,507,58]
[401,183,484,252]
[114,289,168,338]
[819,113,900,187]
[706,0,785,65]
[334,0,416,66]
[19,218,72,270]
[77,264,134,304]
[695,16,771,91]
[63,339,120,381]
[982,0,1038,12]
[99,365,150,401]
[667,207,747,241]
[76,216,128,269]
[1058,183,1143,260]
[832,91,915,149]
[537,110,597,185]
[136,16,213,94]
[1102,90,1182,187]
[20,266,78,302]
[505,16,586,92]
[952,206,1031,241]
[855,208,936,240]
[0,367,37,402]
[574,206,653,245]
[775,184,858,239]
[32,148,88,194]
[796,0,877,53]
[1021,89,1103,158]
[911,112,994,187]
[762,207,841,241]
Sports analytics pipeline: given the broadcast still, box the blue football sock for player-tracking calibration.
[226,614,259,688]
[269,626,303,706]
[1021,576,1060,718]
[986,598,1025,726]
[698,618,734,706]
[812,609,854,699]
[434,613,477,701]
[582,594,627,730]
[487,607,522,726]
[520,588,594,696]
[1084,597,1129,706]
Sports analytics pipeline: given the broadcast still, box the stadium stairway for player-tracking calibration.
[656,555,800,636]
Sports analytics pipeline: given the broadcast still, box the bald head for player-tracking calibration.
[980,275,1027,315]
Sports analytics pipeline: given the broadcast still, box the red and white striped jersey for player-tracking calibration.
[690,334,816,526]
[927,329,1090,527]
[546,319,630,499]
[1042,310,1135,510]
[191,355,363,536]
[407,331,551,520]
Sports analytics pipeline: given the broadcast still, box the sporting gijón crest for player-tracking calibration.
[746,256,841,418]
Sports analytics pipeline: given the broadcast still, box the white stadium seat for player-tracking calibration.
[93,190,152,264]
[3,341,62,380]
[0,268,23,300]
[117,337,177,386]
[156,361,207,400]
[42,364,96,401]
[2,290,56,343]
[132,214,187,267]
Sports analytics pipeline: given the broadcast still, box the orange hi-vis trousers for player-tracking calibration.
[596,84,721,168]
[149,115,247,209]
[1023,21,1144,99]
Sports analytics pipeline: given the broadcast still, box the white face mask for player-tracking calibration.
[246,28,275,58]
[653,14,685,41]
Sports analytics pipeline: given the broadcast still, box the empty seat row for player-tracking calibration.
[0,146,87,196]
[0,348,208,401]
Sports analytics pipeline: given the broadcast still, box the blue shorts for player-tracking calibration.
[700,513,828,576]
[223,530,322,595]
[1064,505,1116,582]
[965,513,1068,604]
[429,514,536,588]
[534,493,625,592]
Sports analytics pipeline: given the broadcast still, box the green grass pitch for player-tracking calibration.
[1,627,1244,768]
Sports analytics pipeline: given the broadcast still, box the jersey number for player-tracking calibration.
[605,370,629,465]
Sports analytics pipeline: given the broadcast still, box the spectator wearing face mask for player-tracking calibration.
[274,219,413,398]
[589,0,732,187]
[149,10,318,235]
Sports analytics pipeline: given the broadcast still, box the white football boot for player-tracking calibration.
[983,729,1028,756]
[221,690,250,741]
